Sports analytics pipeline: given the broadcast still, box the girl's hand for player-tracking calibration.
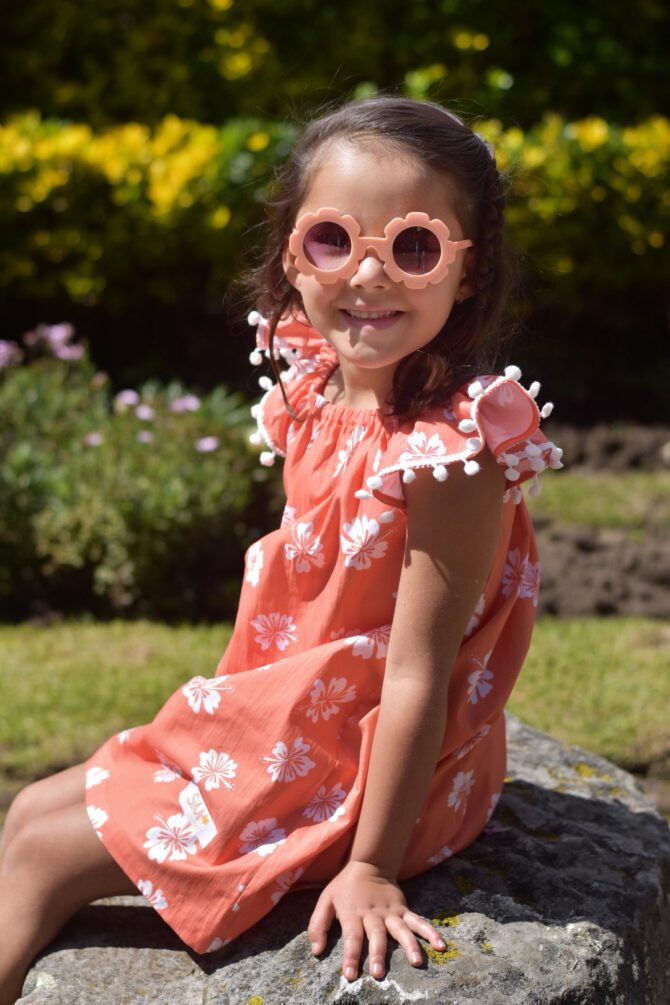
[307,860,447,981]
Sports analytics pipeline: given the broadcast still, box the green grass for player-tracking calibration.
[526,470,670,532]
[1,617,668,801]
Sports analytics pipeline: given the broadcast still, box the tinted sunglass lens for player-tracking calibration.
[303,221,352,270]
[392,227,442,275]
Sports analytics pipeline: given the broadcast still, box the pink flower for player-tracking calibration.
[84,432,104,447]
[137,430,154,444]
[0,340,21,370]
[53,343,84,361]
[170,394,201,413]
[115,389,140,408]
[135,404,155,421]
[196,436,219,453]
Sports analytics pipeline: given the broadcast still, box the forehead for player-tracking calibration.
[301,139,464,228]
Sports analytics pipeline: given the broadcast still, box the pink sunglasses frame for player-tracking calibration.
[288,207,473,290]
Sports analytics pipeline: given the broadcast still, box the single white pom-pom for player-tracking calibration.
[530,457,546,473]
[366,475,383,490]
[258,375,273,392]
[249,431,262,446]
[250,404,260,419]
[540,401,554,419]
[379,510,395,523]
[402,468,416,484]
[458,418,477,433]
[528,476,542,497]
[501,452,520,467]
[504,466,521,481]
[528,381,541,398]
[466,437,483,452]
[549,446,564,467]
[512,486,523,504]
[249,349,263,366]
[247,310,261,327]
[354,489,374,500]
[259,451,275,467]
[502,488,512,504]
[278,346,291,359]
[463,459,481,476]
[432,464,448,482]
[504,365,522,381]
[524,442,543,457]
[467,380,484,399]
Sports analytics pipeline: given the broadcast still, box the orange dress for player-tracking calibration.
[85,315,562,954]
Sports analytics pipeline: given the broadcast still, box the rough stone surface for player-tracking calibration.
[19,717,670,1004]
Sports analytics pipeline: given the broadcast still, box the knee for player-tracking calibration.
[4,782,48,842]
[1,812,52,875]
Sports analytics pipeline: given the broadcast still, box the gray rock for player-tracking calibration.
[19,717,670,1004]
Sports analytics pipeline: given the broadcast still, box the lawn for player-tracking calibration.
[2,617,668,813]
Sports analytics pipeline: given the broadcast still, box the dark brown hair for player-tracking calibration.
[247,94,515,420]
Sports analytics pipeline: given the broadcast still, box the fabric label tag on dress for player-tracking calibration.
[178,782,217,848]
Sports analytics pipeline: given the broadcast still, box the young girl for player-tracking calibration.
[0,96,562,1001]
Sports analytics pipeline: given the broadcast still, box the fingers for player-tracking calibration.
[363,918,387,980]
[307,892,335,956]
[403,910,448,954]
[341,923,365,981]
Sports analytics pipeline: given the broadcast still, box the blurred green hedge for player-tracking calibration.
[2,110,668,418]
[0,324,279,621]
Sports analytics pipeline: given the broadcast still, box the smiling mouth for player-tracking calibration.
[343,309,403,320]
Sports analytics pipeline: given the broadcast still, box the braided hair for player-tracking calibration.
[247,95,516,420]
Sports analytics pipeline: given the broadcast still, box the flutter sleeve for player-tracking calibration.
[247,311,337,464]
[356,366,563,508]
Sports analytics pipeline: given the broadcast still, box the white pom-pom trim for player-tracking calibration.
[250,404,260,419]
[258,376,273,392]
[529,457,546,473]
[540,402,554,419]
[458,418,477,433]
[259,451,275,467]
[467,380,484,399]
[366,475,383,490]
[504,467,521,481]
[504,365,522,381]
[402,468,416,484]
[512,486,523,504]
[528,476,542,497]
[501,452,520,467]
[249,431,262,446]
[247,310,261,327]
[524,442,543,457]
[379,511,395,523]
[249,350,263,366]
[463,459,480,476]
[528,381,541,398]
[432,464,448,482]
[466,437,483,452]
[354,489,374,500]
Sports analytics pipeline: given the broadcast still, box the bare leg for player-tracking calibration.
[0,799,136,1004]
[0,763,87,866]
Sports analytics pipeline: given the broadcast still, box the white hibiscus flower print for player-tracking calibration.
[152,751,184,783]
[334,424,367,477]
[464,593,485,638]
[501,548,527,598]
[448,770,475,814]
[239,817,286,856]
[251,612,298,652]
[350,624,391,659]
[117,728,134,744]
[85,766,109,789]
[372,447,383,473]
[520,560,541,606]
[143,813,198,863]
[303,677,357,722]
[427,844,453,866]
[303,782,347,822]
[271,867,305,905]
[486,791,501,823]
[137,879,168,911]
[245,541,264,587]
[182,675,235,714]
[284,521,325,573]
[281,504,297,526]
[262,736,316,782]
[87,805,108,831]
[206,937,229,952]
[398,430,447,465]
[466,651,494,705]
[453,724,491,760]
[340,516,388,570]
[191,749,238,791]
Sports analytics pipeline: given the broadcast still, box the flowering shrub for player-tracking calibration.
[0,324,273,620]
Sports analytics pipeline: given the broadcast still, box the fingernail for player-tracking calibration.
[311,941,320,953]
[372,962,383,977]
[412,952,422,965]
[345,966,356,980]
[436,940,446,950]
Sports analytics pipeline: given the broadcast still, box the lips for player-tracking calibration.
[341,308,404,330]
[345,309,401,320]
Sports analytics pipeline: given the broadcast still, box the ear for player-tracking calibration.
[282,242,301,289]
[456,248,476,301]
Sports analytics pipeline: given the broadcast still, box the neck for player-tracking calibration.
[327,360,395,410]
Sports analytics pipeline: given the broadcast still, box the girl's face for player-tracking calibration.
[283,140,474,405]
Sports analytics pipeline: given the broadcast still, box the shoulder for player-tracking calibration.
[359,366,564,510]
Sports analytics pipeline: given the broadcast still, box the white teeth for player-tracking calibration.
[347,309,398,319]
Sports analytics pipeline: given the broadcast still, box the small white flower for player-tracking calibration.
[137,879,168,911]
[152,751,183,783]
[486,791,501,823]
[399,430,447,465]
[85,766,110,789]
[239,818,286,856]
[334,424,367,477]
[427,844,453,866]
[520,560,541,606]
[350,624,391,659]
[453,724,491,760]
[87,805,108,831]
[466,652,494,705]
[501,548,527,598]
[117,728,134,744]
[191,749,238,791]
[281,505,297,526]
[303,783,347,823]
[262,736,316,782]
[143,813,198,863]
[245,541,264,587]
[182,675,235,714]
[303,677,357,722]
[340,515,387,570]
[284,521,325,573]
[464,593,485,637]
[270,867,304,904]
[448,770,475,814]
[251,612,297,652]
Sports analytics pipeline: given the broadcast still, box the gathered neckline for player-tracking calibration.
[311,360,395,424]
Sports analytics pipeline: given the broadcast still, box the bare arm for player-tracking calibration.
[308,447,505,978]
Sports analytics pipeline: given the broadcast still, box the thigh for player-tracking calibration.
[0,763,87,861]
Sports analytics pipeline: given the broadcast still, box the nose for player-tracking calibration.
[349,248,390,288]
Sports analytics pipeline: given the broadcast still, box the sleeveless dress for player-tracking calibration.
[84,313,563,954]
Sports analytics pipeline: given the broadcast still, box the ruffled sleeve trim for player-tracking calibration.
[356,366,563,507]
[247,311,337,465]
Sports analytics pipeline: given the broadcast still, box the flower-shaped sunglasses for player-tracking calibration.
[288,208,473,290]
